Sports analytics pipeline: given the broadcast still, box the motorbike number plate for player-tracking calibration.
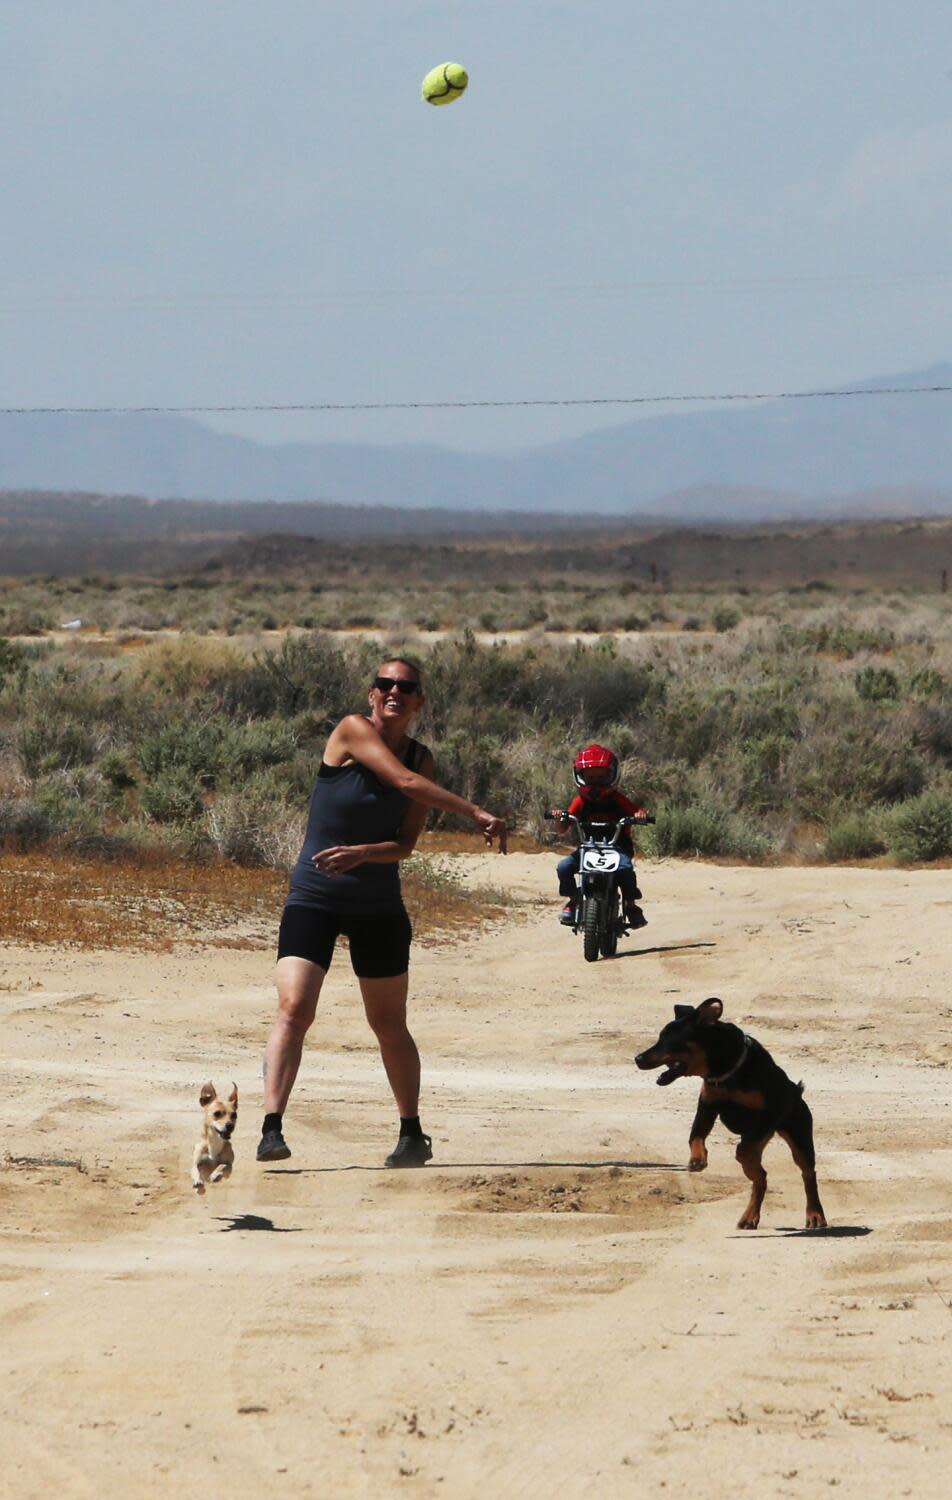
[580,849,621,873]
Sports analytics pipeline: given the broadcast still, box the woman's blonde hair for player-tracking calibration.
[376,655,424,688]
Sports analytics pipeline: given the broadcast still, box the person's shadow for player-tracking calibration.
[264,1159,687,1175]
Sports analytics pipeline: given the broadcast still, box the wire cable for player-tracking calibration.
[1,383,951,415]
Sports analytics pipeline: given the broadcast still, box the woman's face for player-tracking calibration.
[369,660,424,726]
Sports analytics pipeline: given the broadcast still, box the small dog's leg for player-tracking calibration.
[192,1145,209,1194]
[779,1109,827,1229]
[687,1096,718,1172]
[735,1138,769,1229]
[209,1161,232,1183]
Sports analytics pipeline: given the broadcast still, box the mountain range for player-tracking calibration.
[1,364,950,520]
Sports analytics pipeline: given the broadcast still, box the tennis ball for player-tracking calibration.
[421,62,468,106]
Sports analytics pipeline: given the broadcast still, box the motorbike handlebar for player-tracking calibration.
[544,810,655,827]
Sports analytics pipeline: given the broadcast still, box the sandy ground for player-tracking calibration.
[1,855,951,1499]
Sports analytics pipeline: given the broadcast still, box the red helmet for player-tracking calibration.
[573,744,619,795]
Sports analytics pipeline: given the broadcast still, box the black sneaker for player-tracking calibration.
[559,901,577,926]
[626,904,648,930]
[256,1128,291,1162]
[384,1132,433,1168]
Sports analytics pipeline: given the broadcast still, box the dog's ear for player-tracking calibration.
[695,998,723,1025]
[227,1082,238,1104]
[199,1082,216,1106]
[673,1004,694,1019]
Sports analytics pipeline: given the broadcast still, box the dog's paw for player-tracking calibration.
[687,1156,707,1173]
[193,1181,206,1195]
[209,1166,230,1183]
[804,1211,827,1230]
[736,1214,760,1230]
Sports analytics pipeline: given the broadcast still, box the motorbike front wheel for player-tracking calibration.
[583,896,601,962]
[599,889,620,958]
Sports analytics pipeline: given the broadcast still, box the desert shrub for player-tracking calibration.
[32,772,107,842]
[0,638,33,686]
[221,633,366,720]
[909,667,946,701]
[712,604,742,633]
[0,797,53,850]
[0,607,54,635]
[17,719,97,778]
[791,700,928,818]
[204,782,302,868]
[645,799,729,856]
[740,732,794,812]
[140,766,205,824]
[138,719,226,787]
[217,719,299,782]
[658,686,730,766]
[99,748,137,789]
[887,790,952,861]
[823,811,888,860]
[910,703,952,762]
[855,666,900,703]
[429,729,506,817]
[813,619,896,657]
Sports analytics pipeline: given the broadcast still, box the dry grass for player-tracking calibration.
[0,848,514,952]
[0,852,284,951]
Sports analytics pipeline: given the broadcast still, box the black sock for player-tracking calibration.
[399,1115,424,1140]
[262,1112,283,1136]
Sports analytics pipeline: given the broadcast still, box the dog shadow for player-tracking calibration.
[729,1224,872,1239]
[606,941,716,960]
[213,1213,302,1233]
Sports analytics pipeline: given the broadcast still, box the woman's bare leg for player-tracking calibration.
[358,972,420,1117]
[263,956,326,1114]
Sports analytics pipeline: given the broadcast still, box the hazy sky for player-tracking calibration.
[1,1,950,452]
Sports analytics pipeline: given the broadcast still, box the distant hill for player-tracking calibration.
[1,491,950,588]
[1,363,951,517]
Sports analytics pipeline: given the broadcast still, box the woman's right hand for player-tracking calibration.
[475,810,508,854]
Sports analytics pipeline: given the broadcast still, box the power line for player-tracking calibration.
[1,383,951,415]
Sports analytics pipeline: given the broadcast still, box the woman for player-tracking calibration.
[257,657,506,1168]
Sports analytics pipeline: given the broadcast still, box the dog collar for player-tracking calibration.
[707,1034,753,1086]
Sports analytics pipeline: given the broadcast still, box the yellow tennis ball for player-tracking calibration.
[421,62,468,106]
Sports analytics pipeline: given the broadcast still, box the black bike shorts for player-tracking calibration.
[277,904,412,979]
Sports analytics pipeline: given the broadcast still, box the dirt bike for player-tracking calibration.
[547,810,653,962]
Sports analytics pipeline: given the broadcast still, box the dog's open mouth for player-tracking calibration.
[657,1061,687,1086]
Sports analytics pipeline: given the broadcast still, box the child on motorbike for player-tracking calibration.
[552,744,648,928]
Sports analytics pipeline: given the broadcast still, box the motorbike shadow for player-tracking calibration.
[603,941,716,960]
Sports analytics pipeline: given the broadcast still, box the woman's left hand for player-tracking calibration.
[312,844,366,875]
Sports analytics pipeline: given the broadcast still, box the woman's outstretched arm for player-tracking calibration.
[326,716,507,851]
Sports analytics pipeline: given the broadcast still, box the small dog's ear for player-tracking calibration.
[696,998,723,1025]
[228,1082,238,1103]
[673,1004,694,1019]
[199,1082,216,1106]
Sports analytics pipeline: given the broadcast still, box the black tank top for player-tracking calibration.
[286,735,426,914]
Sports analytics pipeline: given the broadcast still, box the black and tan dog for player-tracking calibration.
[634,998,826,1230]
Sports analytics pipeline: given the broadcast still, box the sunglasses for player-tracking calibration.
[373,675,421,696]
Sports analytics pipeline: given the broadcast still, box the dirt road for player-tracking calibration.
[1,856,950,1498]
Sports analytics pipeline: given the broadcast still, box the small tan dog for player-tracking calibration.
[191,1081,237,1195]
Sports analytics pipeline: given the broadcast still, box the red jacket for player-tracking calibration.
[566,789,645,854]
